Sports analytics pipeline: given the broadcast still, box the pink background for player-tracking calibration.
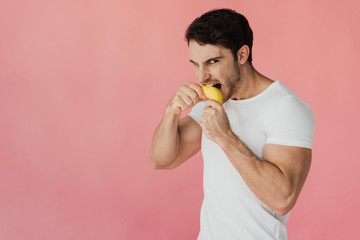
[1,0,359,239]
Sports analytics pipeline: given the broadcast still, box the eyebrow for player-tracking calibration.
[189,56,224,64]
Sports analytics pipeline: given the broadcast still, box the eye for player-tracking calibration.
[189,60,199,67]
[208,59,218,64]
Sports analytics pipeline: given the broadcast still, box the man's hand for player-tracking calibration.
[166,82,205,115]
[151,82,204,169]
[200,100,232,144]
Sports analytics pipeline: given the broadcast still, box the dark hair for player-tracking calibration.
[185,8,253,65]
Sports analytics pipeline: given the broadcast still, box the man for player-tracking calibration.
[150,8,314,240]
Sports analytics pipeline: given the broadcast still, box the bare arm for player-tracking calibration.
[201,100,311,216]
[151,115,202,169]
[222,135,311,216]
[150,83,204,169]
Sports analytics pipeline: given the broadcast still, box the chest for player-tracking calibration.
[224,104,267,159]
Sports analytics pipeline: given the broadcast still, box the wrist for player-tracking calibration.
[220,130,257,160]
[163,105,182,125]
[217,128,238,150]
[165,104,181,118]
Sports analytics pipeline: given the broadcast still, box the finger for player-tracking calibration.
[181,93,195,107]
[198,97,209,102]
[174,96,187,111]
[180,87,200,105]
[185,82,205,99]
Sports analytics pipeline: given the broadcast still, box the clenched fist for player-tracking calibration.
[200,100,232,144]
[166,82,206,115]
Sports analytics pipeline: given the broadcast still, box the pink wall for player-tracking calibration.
[1,0,359,239]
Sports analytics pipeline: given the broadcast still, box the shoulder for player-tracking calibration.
[264,81,313,117]
[263,81,315,148]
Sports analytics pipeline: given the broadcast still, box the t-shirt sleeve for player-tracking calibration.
[264,98,315,149]
[188,102,206,124]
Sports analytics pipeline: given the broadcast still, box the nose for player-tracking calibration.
[197,66,210,83]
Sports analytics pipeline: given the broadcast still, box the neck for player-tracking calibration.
[230,63,273,100]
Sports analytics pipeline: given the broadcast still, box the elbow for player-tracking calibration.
[274,207,291,216]
[150,153,172,170]
[151,160,165,169]
[151,161,173,170]
[150,158,159,169]
[151,162,162,169]
[273,197,296,216]
[150,154,162,169]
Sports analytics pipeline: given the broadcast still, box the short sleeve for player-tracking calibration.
[264,97,315,149]
[188,102,206,124]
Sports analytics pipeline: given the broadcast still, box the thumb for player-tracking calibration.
[205,99,222,109]
[198,96,209,102]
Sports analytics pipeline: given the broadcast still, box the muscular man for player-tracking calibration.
[150,8,314,240]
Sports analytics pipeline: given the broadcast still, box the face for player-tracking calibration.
[188,40,240,102]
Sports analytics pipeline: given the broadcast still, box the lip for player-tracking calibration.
[203,83,224,100]
[202,82,221,88]
[201,81,223,97]
[213,83,221,90]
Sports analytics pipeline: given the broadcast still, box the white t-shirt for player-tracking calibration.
[189,80,315,240]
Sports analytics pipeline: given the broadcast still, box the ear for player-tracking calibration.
[236,45,250,65]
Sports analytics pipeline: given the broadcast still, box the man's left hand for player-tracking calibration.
[200,100,232,144]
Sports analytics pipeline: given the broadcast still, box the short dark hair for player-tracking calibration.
[185,8,253,65]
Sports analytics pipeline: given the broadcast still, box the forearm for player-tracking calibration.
[150,109,181,168]
[219,132,295,215]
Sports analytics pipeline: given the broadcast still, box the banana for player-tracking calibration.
[201,86,223,105]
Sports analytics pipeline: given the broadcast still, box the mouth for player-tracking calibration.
[204,83,222,90]
[213,83,221,90]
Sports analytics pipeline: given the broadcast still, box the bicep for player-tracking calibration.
[167,116,202,168]
[263,144,312,194]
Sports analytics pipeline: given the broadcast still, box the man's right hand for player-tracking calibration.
[151,82,204,169]
[166,82,205,115]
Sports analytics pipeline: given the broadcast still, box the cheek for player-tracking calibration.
[225,63,240,81]
[193,67,199,78]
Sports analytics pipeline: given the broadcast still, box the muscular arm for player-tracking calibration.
[201,100,311,216]
[150,115,201,169]
[221,134,311,216]
[150,82,204,169]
